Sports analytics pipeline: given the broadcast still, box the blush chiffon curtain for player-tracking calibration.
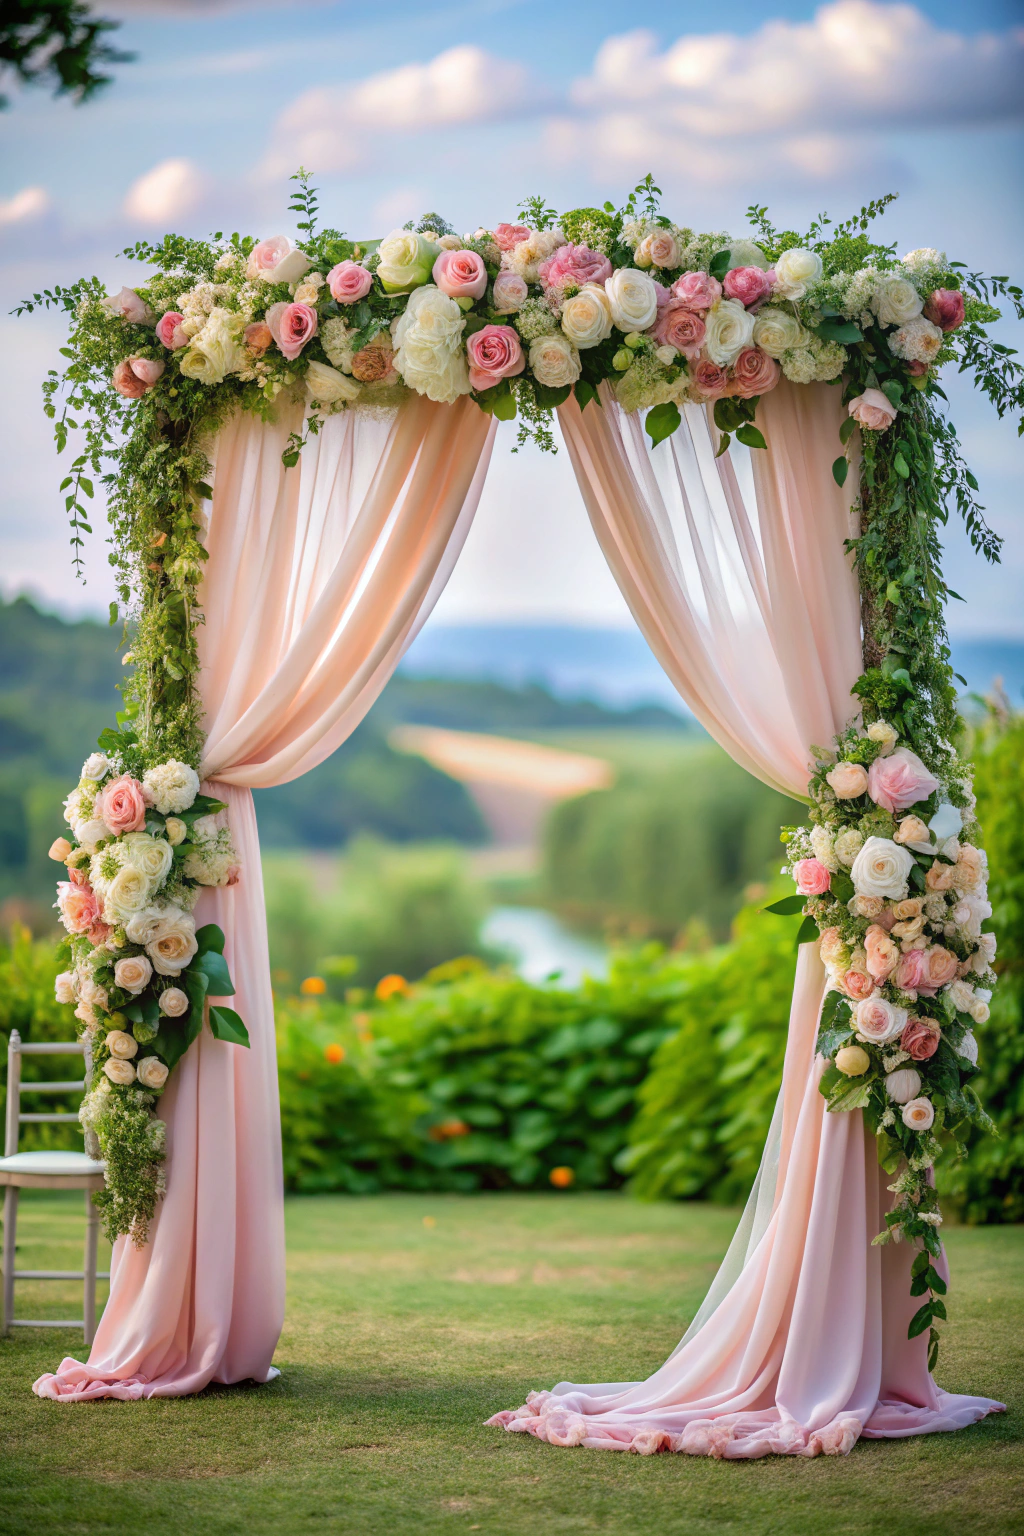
[488,380,1002,1457]
[34,394,495,1401]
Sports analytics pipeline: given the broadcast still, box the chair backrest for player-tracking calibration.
[4,1030,94,1158]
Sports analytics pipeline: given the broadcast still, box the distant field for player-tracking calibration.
[525,728,714,775]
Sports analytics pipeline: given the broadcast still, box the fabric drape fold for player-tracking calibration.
[35,395,496,1402]
[487,380,1002,1456]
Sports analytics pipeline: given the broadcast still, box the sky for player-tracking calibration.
[1,0,1022,634]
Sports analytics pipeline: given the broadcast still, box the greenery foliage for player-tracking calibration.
[0,1,131,108]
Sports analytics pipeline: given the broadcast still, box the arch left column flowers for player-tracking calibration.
[33,394,496,1401]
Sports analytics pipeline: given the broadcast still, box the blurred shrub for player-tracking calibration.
[0,923,86,1150]
[937,709,1024,1222]
[543,746,798,942]
[619,901,797,1204]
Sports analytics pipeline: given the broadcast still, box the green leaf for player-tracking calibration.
[155,1019,190,1072]
[818,1065,842,1100]
[573,380,597,411]
[893,451,910,478]
[196,949,235,998]
[925,1266,947,1296]
[735,423,767,451]
[762,894,806,915]
[195,923,226,956]
[839,415,857,445]
[908,1301,934,1339]
[715,431,732,458]
[708,249,731,281]
[832,455,849,487]
[645,401,681,448]
[209,1005,251,1048]
[534,383,572,410]
[911,1250,930,1279]
[813,319,863,344]
[828,1078,872,1112]
[929,1298,947,1321]
[795,914,820,948]
[108,602,119,626]
[492,390,517,422]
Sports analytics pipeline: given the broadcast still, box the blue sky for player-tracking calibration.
[2,0,1022,633]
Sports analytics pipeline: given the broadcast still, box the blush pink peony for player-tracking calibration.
[156,312,188,349]
[723,266,775,309]
[265,301,318,360]
[864,923,899,981]
[492,271,528,313]
[653,300,706,356]
[493,223,532,252]
[691,356,729,397]
[327,260,373,303]
[848,389,897,431]
[96,773,148,836]
[466,324,525,392]
[901,1016,941,1060]
[671,272,722,311]
[895,947,927,992]
[432,248,488,301]
[729,346,780,399]
[923,288,965,332]
[538,243,613,292]
[867,747,941,813]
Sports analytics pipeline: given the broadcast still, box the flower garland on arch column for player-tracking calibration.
[17,176,1023,1273]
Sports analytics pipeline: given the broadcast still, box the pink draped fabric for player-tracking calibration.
[35,395,495,1402]
[488,380,1003,1456]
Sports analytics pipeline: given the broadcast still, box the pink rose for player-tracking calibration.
[723,266,775,309]
[265,301,318,361]
[466,324,525,392]
[901,1016,941,1060]
[864,923,899,982]
[327,260,373,303]
[653,300,706,357]
[867,747,940,813]
[103,287,154,324]
[793,858,830,896]
[671,272,722,311]
[538,243,613,293]
[156,312,188,350]
[855,995,907,1043]
[433,248,488,301]
[492,271,528,314]
[112,360,149,399]
[907,360,929,377]
[729,346,780,399]
[96,773,148,836]
[244,321,273,355]
[923,288,964,333]
[493,223,532,252]
[920,944,959,995]
[57,879,101,935]
[840,967,875,1001]
[245,236,310,284]
[128,357,164,387]
[895,946,925,993]
[691,356,729,397]
[848,389,897,432]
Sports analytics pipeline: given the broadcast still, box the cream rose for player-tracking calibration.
[136,1056,169,1091]
[772,247,823,300]
[704,299,756,367]
[103,864,152,924]
[159,987,189,1017]
[894,816,931,847]
[874,275,924,328]
[901,1096,935,1132]
[125,901,178,946]
[605,268,659,332]
[105,1029,138,1060]
[165,817,187,847]
[854,995,908,1044]
[391,285,470,405]
[834,828,864,866]
[55,971,75,1005]
[114,955,153,995]
[178,308,246,386]
[850,837,915,901]
[377,230,441,293]
[306,359,361,406]
[81,752,110,780]
[120,832,173,887]
[826,761,869,799]
[560,284,613,350]
[529,333,582,389]
[867,720,898,754]
[147,909,199,976]
[751,307,807,358]
[103,1058,136,1085]
[636,230,681,269]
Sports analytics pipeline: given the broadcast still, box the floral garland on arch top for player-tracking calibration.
[16,173,1023,1264]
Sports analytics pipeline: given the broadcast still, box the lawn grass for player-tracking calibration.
[0,1191,1020,1535]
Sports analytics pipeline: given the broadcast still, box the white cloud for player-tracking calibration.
[265,46,546,177]
[571,3,1024,136]
[0,187,51,228]
[123,158,208,224]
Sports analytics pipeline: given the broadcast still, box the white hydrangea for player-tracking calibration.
[321,317,357,373]
[889,315,943,364]
[901,248,948,293]
[514,299,559,343]
[841,268,881,321]
[810,824,840,872]
[181,815,238,887]
[142,759,200,816]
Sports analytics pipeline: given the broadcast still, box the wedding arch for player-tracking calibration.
[18,174,1022,1454]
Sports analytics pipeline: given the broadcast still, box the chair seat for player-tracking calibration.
[0,1150,105,1187]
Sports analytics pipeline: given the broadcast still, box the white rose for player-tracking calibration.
[901,1096,935,1132]
[164,817,187,847]
[55,971,75,1005]
[529,333,582,389]
[146,909,198,976]
[560,283,613,349]
[105,1029,138,1060]
[114,955,153,995]
[834,828,864,867]
[850,836,915,901]
[874,275,923,328]
[159,987,190,1017]
[376,230,440,293]
[751,307,808,358]
[142,760,200,816]
[81,753,110,781]
[104,864,152,924]
[75,819,110,854]
[973,933,997,969]
[885,1068,922,1104]
[704,299,756,367]
[136,1056,169,1091]
[392,285,470,405]
[103,1057,136,1085]
[955,1030,979,1067]
[969,999,990,1024]
[945,977,975,1012]
[605,268,659,332]
[120,832,173,887]
[306,359,361,406]
[125,900,178,946]
[179,308,247,386]
[772,247,823,300]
